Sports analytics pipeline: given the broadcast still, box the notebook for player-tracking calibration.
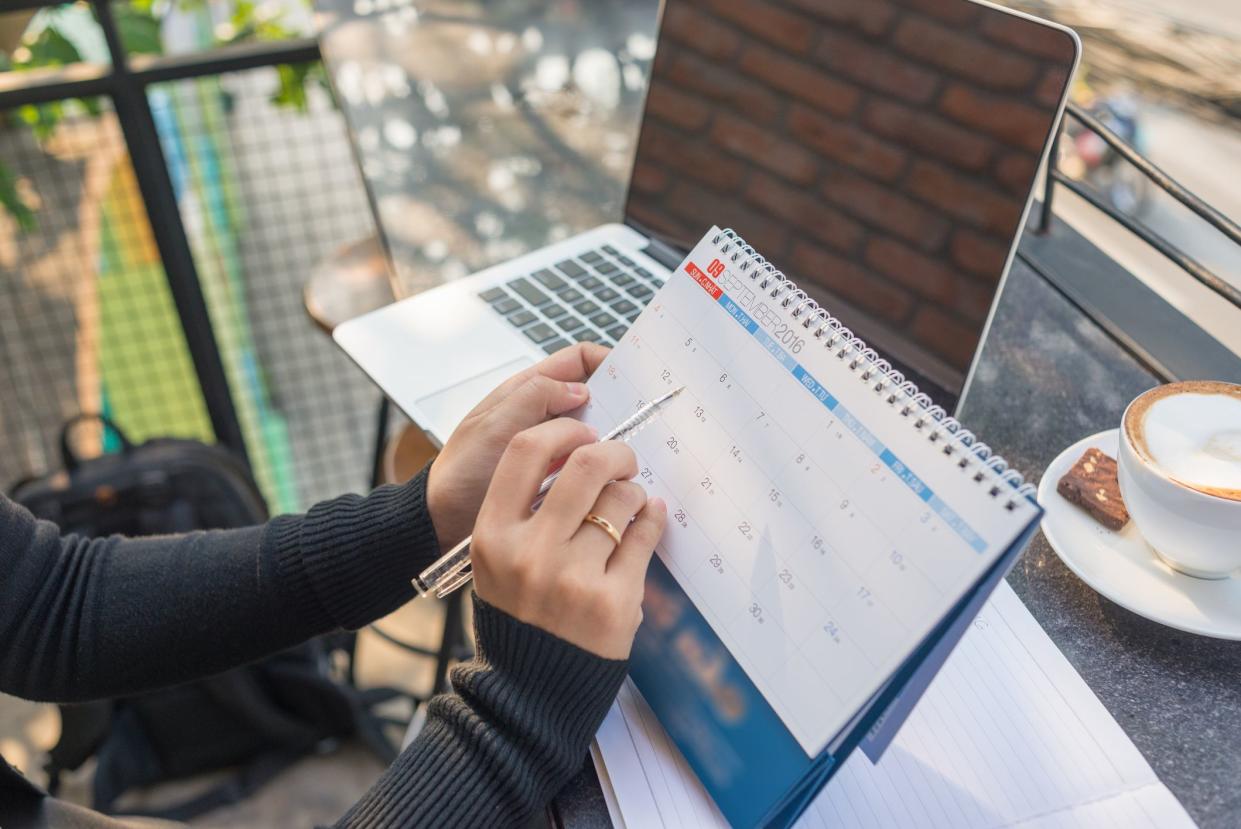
[591,584,1196,829]
[573,227,1045,828]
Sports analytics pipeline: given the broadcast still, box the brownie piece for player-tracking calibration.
[1056,447,1130,531]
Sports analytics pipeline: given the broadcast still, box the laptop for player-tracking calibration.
[330,0,1079,445]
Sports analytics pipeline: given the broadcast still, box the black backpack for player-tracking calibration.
[10,415,405,821]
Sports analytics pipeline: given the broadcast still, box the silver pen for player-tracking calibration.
[413,385,686,599]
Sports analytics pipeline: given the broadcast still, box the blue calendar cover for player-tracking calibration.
[629,520,1040,829]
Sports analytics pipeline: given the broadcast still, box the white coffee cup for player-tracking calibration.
[1116,380,1241,579]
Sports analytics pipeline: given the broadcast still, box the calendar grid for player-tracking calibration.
[592,297,922,744]
[578,230,1038,755]
[639,288,948,638]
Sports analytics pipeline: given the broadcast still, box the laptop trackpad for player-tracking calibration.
[417,357,534,436]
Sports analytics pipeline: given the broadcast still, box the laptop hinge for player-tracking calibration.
[626,219,687,270]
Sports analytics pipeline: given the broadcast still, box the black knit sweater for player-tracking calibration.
[0,467,627,828]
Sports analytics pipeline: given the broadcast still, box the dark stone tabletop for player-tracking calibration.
[553,249,1241,829]
[956,252,1241,829]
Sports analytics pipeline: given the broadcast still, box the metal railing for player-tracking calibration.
[0,0,324,468]
[1038,102,1241,310]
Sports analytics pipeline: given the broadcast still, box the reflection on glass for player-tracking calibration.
[628,0,1076,394]
[317,0,661,292]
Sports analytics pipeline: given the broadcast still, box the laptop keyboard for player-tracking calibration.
[477,244,666,354]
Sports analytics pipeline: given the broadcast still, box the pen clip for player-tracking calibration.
[436,568,474,598]
[413,537,472,598]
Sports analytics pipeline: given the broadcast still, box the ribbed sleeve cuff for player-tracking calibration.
[464,594,629,748]
[269,465,441,632]
[336,596,629,828]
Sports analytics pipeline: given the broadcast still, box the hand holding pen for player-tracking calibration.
[415,386,685,601]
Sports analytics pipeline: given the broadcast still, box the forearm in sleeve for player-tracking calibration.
[336,595,628,829]
[0,467,440,703]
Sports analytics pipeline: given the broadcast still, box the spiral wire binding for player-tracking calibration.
[712,228,1037,510]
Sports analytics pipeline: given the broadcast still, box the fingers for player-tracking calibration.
[573,481,648,558]
[484,419,597,523]
[469,343,610,419]
[606,497,667,582]
[502,374,590,426]
[536,341,610,382]
[538,441,639,534]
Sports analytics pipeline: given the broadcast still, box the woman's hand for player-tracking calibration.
[426,343,609,552]
[470,419,667,659]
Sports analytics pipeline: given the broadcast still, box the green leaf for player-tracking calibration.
[15,25,83,69]
[10,19,104,141]
[272,62,310,112]
[17,102,64,142]
[111,4,164,56]
[0,162,37,232]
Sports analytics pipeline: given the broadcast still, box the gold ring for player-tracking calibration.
[583,513,623,547]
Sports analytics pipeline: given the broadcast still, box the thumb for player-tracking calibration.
[495,375,590,431]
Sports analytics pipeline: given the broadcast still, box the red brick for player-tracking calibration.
[821,170,950,251]
[897,0,981,25]
[994,151,1039,196]
[791,241,913,323]
[906,160,1024,236]
[637,120,746,192]
[663,51,782,123]
[864,236,954,302]
[711,113,820,185]
[939,83,1054,154]
[739,43,860,117]
[660,2,743,61]
[789,104,908,182]
[783,0,896,37]
[908,160,1022,234]
[645,84,711,132]
[950,228,1011,282]
[980,13,1077,61]
[910,305,982,369]
[957,277,997,322]
[892,17,1038,91]
[627,200,699,245]
[631,161,669,196]
[665,179,792,256]
[1036,65,1072,108]
[700,0,816,53]
[662,178,727,225]
[815,28,940,104]
[862,98,993,172]
[745,171,864,254]
[865,237,996,321]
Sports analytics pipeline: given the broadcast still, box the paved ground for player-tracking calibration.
[1053,105,1241,357]
[1013,0,1241,356]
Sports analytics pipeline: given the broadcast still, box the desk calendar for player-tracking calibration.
[574,228,1043,829]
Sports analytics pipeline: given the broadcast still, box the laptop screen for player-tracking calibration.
[625,0,1077,400]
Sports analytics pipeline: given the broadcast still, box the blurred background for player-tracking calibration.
[0,0,1237,825]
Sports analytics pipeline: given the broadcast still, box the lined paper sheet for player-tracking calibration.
[593,584,1196,829]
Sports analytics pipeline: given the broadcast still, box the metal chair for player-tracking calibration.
[304,236,471,695]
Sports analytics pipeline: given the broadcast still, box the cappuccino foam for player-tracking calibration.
[1129,384,1241,501]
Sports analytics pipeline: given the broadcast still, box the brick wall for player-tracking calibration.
[628,0,1074,379]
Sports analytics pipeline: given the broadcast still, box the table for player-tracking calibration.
[311,3,1241,825]
[551,243,1241,829]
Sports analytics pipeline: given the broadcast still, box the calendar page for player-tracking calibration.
[576,229,1040,761]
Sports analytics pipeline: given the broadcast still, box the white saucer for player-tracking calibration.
[1038,429,1241,640]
